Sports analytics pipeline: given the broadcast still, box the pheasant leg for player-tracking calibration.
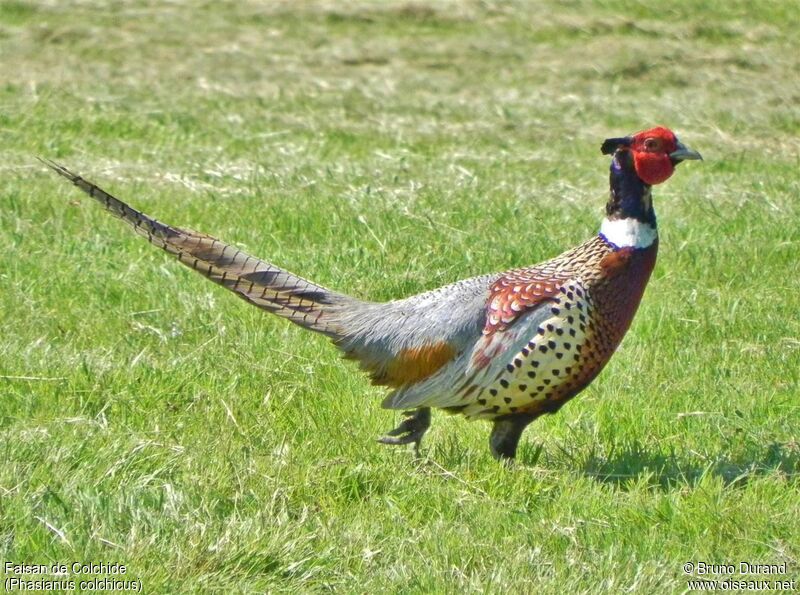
[489,414,535,461]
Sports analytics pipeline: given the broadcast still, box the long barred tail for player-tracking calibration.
[42,159,360,337]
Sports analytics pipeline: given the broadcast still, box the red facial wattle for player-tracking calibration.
[629,126,680,186]
[632,151,675,185]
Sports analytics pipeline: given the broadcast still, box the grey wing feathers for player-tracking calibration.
[333,274,496,385]
[42,160,357,337]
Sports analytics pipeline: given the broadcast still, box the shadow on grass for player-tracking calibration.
[573,441,800,490]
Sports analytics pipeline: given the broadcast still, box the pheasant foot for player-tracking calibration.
[378,408,431,455]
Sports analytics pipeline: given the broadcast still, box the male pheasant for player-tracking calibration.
[43,126,701,461]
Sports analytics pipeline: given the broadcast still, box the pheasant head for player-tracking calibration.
[601,126,702,185]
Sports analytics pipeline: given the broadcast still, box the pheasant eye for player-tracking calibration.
[643,138,659,151]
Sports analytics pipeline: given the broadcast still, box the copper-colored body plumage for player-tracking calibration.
[457,236,658,421]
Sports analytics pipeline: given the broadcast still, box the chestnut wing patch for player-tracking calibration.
[484,270,569,336]
[470,269,570,374]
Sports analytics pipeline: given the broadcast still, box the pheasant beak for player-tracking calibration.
[669,141,703,163]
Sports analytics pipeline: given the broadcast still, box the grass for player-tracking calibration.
[1,0,799,592]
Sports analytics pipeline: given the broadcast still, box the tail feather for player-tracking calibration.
[42,160,359,337]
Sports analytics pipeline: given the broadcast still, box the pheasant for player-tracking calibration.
[43,126,701,461]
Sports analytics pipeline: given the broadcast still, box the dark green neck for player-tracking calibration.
[605,150,657,227]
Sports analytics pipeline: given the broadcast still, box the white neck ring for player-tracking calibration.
[599,217,657,249]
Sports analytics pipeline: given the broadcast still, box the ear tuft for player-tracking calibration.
[601,137,630,155]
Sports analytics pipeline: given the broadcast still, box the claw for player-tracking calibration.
[377,408,431,455]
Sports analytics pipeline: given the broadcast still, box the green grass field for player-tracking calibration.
[2,1,799,592]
